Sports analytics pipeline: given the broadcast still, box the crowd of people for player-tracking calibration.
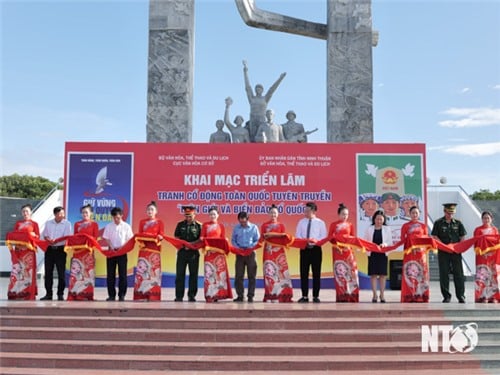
[5,201,500,304]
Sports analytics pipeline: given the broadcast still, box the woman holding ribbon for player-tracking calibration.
[201,207,233,302]
[7,204,40,300]
[133,201,164,301]
[68,204,99,300]
[400,206,430,303]
[328,203,359,302]
[473,211,499,303]
[260,204,293,302]
[363,210,393,303]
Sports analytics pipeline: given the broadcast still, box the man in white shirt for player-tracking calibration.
[40,206,72,301]
[295,202,327,303]
[103,207,134,301]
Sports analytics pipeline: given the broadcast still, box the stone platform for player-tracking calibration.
[0,281,499,374]
[0,299,499,373]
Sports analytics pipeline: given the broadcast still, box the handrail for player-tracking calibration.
[0,187,58,245]
[32,185,60,213]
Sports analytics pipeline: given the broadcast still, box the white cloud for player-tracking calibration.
[459,87,470,94]
[438,107,500,128]
[427,145,446,151]
[0,151,63,181]
[441,142,500,157]
[493,84,500,90]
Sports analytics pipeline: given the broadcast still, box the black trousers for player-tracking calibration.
[234,252,257,299]
[44,245,67,297]
[438,250,465,300]
[106,254,128,299]
[175,248,200,299]
[300,246,322,298]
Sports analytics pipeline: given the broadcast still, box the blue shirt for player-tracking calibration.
[231,222,260,249]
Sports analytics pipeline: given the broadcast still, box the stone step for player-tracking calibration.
[2,338,499,356]
[3,315,498,329]
[0,369,494,375]
[3,326,500,343]
[2,300,497,373]
[1,304,498,319]
[0,326,422,342]
[0,352,496,371]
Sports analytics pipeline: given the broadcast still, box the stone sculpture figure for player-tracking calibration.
[235,0,377,143]
[282,110,318,143]
[243,60,286,142]
[209,120,232,143]
[224,97,251,143]
[146,0,376,143]
[255,109,285,143]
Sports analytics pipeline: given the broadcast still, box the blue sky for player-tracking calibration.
[1,0,499,194]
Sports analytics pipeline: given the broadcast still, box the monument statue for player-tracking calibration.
[235,0,377,143]
[145,0,376,144]
[224,97,250,143]
[255,109,285,143]
[243,60,286,142]
[209,120,232,143]
[282,110,318,143]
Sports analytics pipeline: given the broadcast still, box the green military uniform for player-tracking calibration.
[431,203,467,302]
[174,206,202,301]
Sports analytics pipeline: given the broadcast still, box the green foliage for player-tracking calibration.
[0,174,59,199]
[470,189,500,201]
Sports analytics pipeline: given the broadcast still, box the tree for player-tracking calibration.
[0,174,59,199]
[470,189,500,201]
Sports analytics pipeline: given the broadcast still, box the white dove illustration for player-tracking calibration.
[95,166,112,194]
[401,163,415,177]
[365,163,378,177]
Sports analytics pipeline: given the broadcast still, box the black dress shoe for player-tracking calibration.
[188,297,196,302]
[297,297,309,303]
[40,295,52,301]
[247,297,254,303]
[57,295,64,301]
[313,297,321,303]
[233,297,244,302]
[118,296,125,301]
[106,297,115,301]
[174,298,183,302]
[458,297,466,303]
[442,297,451,303]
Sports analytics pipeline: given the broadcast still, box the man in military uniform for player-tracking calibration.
[174,205,202,302]
[431,203,467,303]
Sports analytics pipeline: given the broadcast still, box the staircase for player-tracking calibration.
[1,302,499,374]
[429,251,440,281]
[428,251,475,282]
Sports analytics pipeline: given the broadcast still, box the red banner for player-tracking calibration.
[64,142,427,286]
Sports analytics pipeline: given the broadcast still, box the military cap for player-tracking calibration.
[443,203,457,213]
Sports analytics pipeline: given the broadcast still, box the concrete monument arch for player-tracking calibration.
[146,0,377,143]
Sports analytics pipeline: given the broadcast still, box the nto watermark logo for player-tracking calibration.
[421,323,479,353]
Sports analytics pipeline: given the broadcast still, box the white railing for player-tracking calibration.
[427,185,482,276]
[0,189,63,275]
